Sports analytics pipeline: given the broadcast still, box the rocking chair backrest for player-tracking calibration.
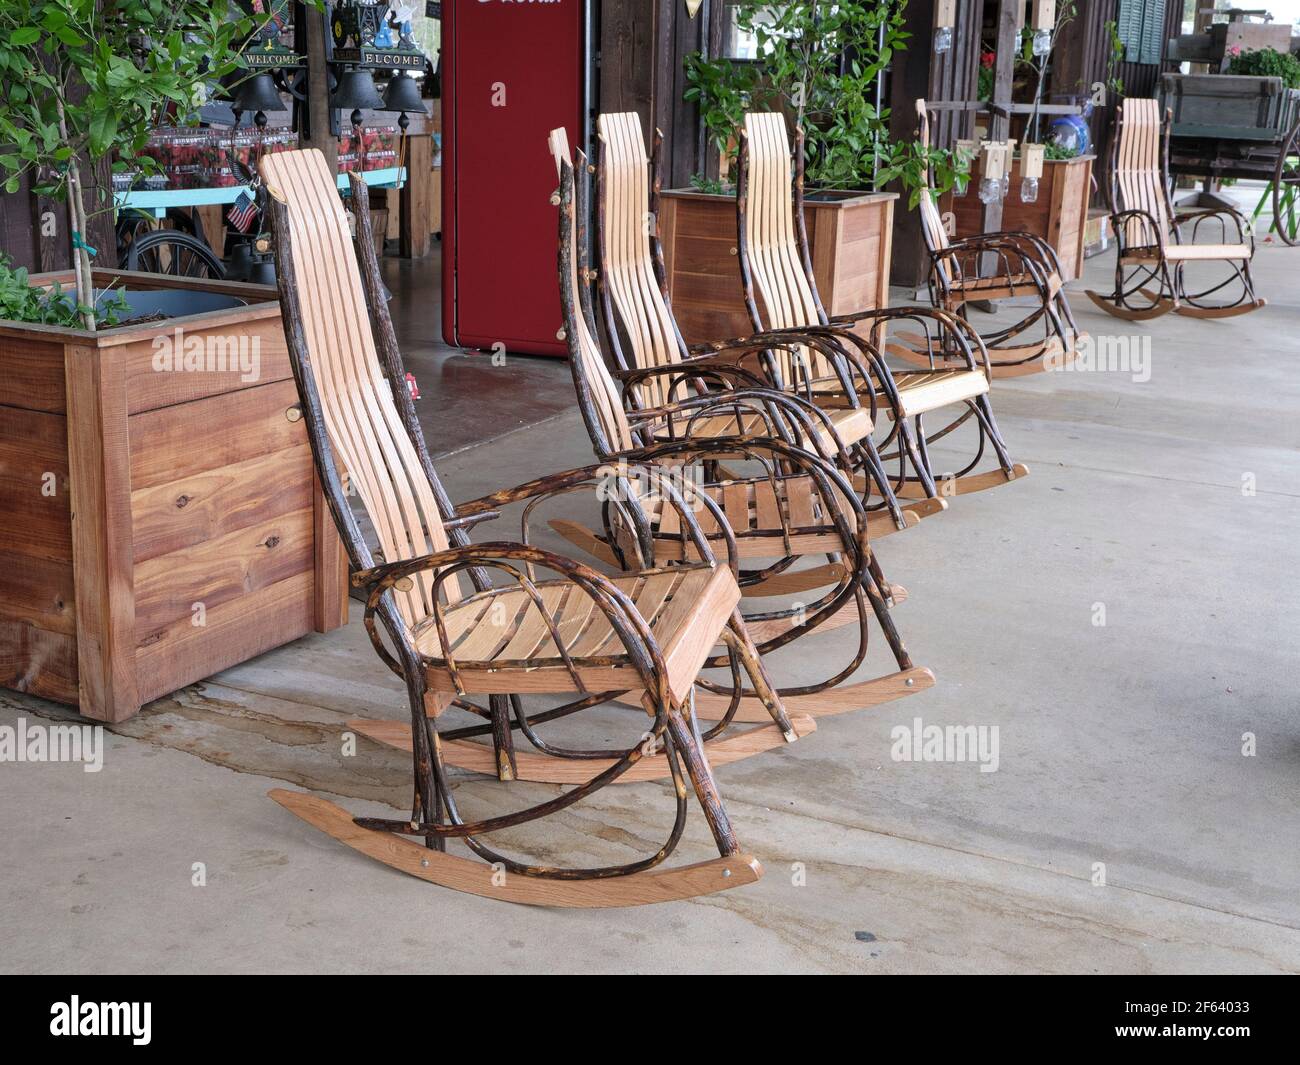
[261,148,457,626]
[739,112,831,381]
[596,112,686,410]
[547,126,636,457]
[1111,98,1171,247]
[914,101,953,259]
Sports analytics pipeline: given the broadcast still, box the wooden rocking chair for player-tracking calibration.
[910,100,1086,377]
[548,127,934,721]
[1086,97,1266,320]
[590,112,942,540]
[259,148,809,906]
[735,112,1028,504]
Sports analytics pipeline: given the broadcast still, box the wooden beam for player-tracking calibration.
[981,0,1024,238]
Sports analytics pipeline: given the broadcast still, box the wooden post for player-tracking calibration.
[982,0,1023,238]
[303,11,338,173]
[399,133,433,258]
[65,342,139,722]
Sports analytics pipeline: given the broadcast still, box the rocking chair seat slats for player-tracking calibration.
[809,368,990,420]
[648,404,873,453]
[1153,242,1253,261]
[415,564,737,703]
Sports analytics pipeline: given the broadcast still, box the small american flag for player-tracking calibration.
[228,189,257,233]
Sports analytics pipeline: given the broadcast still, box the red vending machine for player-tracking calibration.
[441,0,590,356]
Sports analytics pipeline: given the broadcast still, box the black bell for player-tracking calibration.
[382,74,428,117]
[231,73,286,117]
[331,69,384,114]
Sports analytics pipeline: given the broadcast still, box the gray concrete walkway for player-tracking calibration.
[1,243,1297,974]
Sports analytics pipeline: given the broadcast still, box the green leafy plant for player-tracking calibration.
[1103,19,1125,96]
[683,1,910,194]
[1226,47,1300,91]
[0,254,129,327]
[0,1,296,328]
[876,141,970,210]
[1044,140,1080,161]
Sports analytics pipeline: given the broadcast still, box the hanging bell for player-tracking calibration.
[382,73,428,131]
[232,73,286,115]
[332,68,385,128]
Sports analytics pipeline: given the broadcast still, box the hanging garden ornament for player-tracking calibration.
[1030,0,1055,58]
[978,141,1007,205]
[934,0,955,55]
[1020,143,1045,204]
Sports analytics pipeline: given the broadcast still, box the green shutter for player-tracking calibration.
[1117,0,1144,62]
[1117,0,1168,66]
[1139,0,1167,65]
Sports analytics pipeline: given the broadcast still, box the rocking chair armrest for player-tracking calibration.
[1110,209,1167,253]
[929,238,1053,290]
[686,331,880,413]
[1172,207,1253,252]
[824,309,984,376]
[453,462,661,517]
[611,359,770,393]
[624,435,870,553]
[983,229,1067,276]
[445,510,501,532]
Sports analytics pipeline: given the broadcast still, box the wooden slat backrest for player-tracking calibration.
[1113,98,1169,247]
[742,113,828,382]
[914,101,953,267]
[547,127,636,454]
[597,112,684,410]
[260,148,456,625]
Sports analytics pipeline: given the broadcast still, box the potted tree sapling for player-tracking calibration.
[668,0,968,341]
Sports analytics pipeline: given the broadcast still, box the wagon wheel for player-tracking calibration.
[1272,122,1300,246]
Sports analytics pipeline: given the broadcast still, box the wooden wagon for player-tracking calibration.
[1160,73,1300,245]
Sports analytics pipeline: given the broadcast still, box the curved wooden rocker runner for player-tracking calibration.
[1086,98,1266,321]
[260,148,808,905]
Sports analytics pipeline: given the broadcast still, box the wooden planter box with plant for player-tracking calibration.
[0,0,345,722]
[939,150,1094,281]
[656,186,896,344]
[0,267,349,722]
[672,1,925,341]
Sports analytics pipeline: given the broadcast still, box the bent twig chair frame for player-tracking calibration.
[592,112,938,540]
[735,112,1028,504]
[911,100,1085,377]
[550,126,934,720]
[259,148,807,906]
[1086,98,1267,321]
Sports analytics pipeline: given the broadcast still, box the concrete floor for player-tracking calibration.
[2,240,1298,974]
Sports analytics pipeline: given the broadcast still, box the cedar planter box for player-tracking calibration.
[0,269,348,723]
[657,188,897,343]
[939,155,1094,281]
